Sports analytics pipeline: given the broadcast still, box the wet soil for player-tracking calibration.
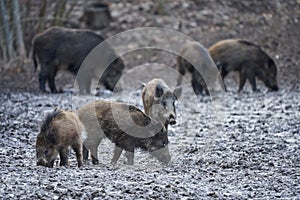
[0,0,299,199]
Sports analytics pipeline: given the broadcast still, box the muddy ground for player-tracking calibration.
[0,0,299,199]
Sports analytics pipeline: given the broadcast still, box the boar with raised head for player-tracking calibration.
[176,41,221,95]
[209,39,279,92]
[142,78,181,129]
[36,108,86,168]
[77,100,171,165]
[32,26,125,94]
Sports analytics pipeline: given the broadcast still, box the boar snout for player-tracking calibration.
[150,145,171,165]
[270,85,279,91]
[37,159,46,166]
[265,79,279,91]
[167,114,176,125]
[37,158,54,168]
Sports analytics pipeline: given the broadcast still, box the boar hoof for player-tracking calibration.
[124,160,134,165]
[92,159,99,165]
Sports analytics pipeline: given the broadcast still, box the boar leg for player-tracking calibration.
[248,75,258,92]
[38,73,48,92]
[124,150,134,165]
[48,75,57,93]
[90,142,100,165]
[111,146,123,164]
[78,76,91,94]
[59,148,69,166]
[84,138,101,164]
[72,143,83,167]
[238,72,247,93]
[176,63,185,86]
[48,68,58,93]
[191,75,203,95]
[82,145,89,161]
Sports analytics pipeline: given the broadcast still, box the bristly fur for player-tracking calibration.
[238,40,261,50]
[40,109,63,133]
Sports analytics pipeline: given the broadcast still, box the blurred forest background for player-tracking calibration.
[0,0,299,91]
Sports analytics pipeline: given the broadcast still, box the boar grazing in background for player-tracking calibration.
[209,39,279,92]
[36,108,86,168]
[176,41,222,95]
[142,79,181,129]
[77,100,171,165]
[32,26,125,94]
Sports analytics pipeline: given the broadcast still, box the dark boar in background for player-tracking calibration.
[32,26,125,94]
[176,41,222,95]
[36,109,86,167]
[142,78,181,129]
[209,39,278,92]
[77,100,171,165]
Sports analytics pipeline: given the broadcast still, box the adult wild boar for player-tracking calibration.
[36,108,86,168]
[77,100,171,165]
[176,41,222,95]
[209,39,279,92]
[32,26,125,94]
[142,78,181,129]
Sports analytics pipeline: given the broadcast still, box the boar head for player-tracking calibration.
[151,84,182,126]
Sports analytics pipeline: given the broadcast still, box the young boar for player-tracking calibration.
[36,109,85,168]
[209,39,279,92]
[32,26,125,94]
[142,79,181,129]
[176,41,221,95]
[77,100,171,165]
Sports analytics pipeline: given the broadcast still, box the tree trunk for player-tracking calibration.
[51,0,66,26]
[37,0,47,32]
[12,0,26,58]
[0,0,15,60]
[0,17,8,62]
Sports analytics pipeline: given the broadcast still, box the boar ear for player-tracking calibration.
[136,82,146,90]
[35,137,44,146]
[155,84,164,98]
[173,87,182,99]
[139,82,146,89]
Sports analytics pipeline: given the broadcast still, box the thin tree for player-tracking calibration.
[12,0,26,58]
[37,0,47,32]
[0,0,14,60]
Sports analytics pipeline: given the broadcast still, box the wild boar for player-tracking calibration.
[209,39,279,92]
[176,41,221,95]
[77,100,171,165]
[32,26,125,94]
[141,78,181,129]
[36,108,86,168]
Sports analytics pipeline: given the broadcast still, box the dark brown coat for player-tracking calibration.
[36,109,85,167]
[177,41,221,95]
[77,100,171,165]
[209,39,278,92]
[32,26,125,93]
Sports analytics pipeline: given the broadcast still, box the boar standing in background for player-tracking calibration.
[32,26,125,94]
[77,100,171,165]
[209,39,279,92]
[142,78,181,129]
[176,41,221,95]
[36,108,86,168]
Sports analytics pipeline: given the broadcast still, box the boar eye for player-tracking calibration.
[162,101,167,108]
[44,149,49,155]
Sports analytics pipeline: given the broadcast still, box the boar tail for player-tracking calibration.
[32,47,38,72]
